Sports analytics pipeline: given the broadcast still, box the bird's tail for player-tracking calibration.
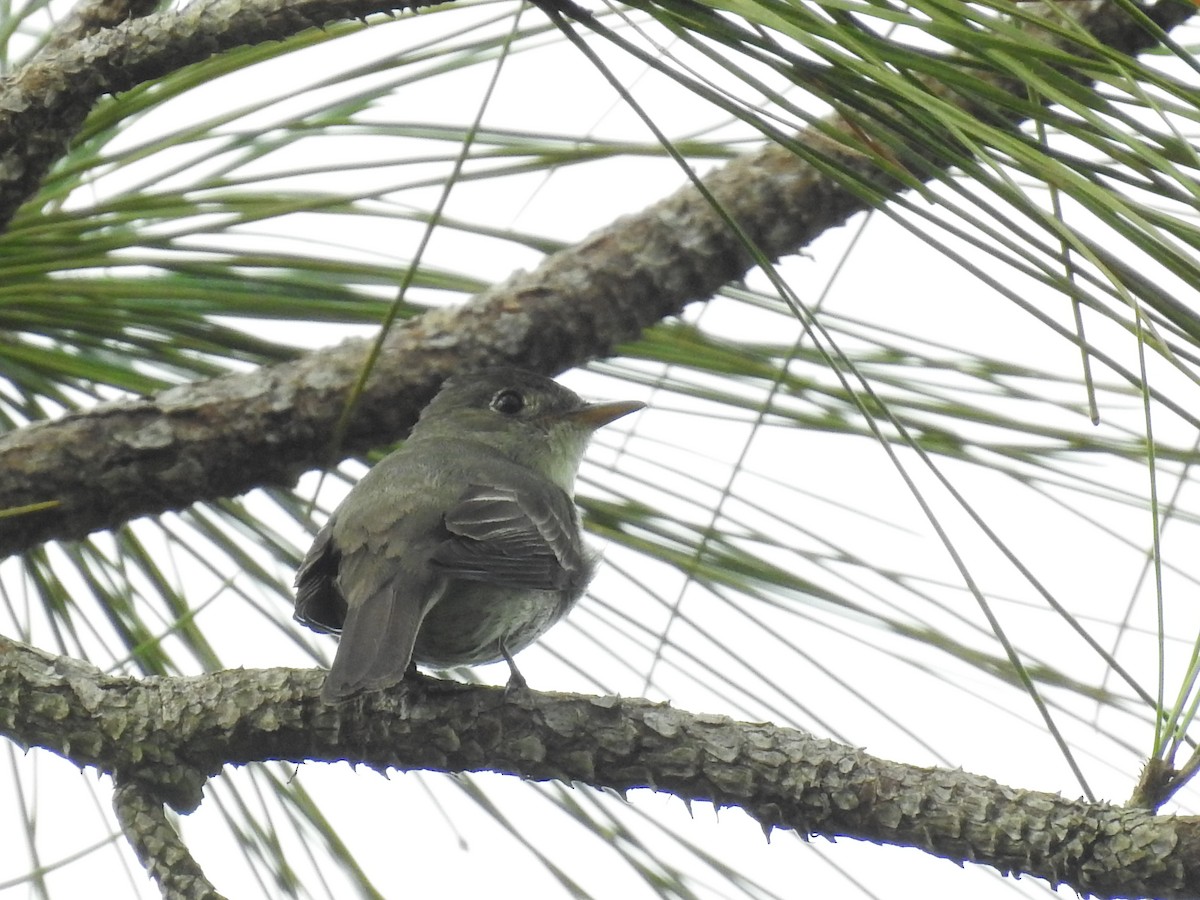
[322,579,428,702]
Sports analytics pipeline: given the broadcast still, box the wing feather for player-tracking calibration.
[431,481,592,593]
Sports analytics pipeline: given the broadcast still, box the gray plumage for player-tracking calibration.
[294,368,642,702]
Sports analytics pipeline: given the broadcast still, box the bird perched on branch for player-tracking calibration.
[295,367,643,702]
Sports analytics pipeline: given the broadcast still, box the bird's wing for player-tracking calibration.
[431,480,594,593]
[294,522,346,634]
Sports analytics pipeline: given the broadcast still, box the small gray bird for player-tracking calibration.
[294,368,643,702]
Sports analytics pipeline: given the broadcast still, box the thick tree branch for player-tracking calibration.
[0,130,866,555]
[1,635,1198,900]
[0,0,1190,557]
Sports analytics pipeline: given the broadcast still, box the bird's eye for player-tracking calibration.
[490,389,525,415]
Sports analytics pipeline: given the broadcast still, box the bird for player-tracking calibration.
[294,367,643,702]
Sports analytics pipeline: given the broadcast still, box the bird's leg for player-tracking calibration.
[500,640,528,693]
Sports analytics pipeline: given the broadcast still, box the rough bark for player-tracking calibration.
[0,0,442,229]
[113,780,227,900]
[2,635,1198,900]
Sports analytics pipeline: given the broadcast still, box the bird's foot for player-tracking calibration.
[501,643,529,695]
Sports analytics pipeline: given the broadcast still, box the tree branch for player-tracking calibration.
[0,0,445,229]
[1,634,1197,899]
[113,779,228,900]
[0,1,1191,556]
[38,0,162,57]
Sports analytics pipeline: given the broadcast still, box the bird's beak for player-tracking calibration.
[566,399,645,429]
